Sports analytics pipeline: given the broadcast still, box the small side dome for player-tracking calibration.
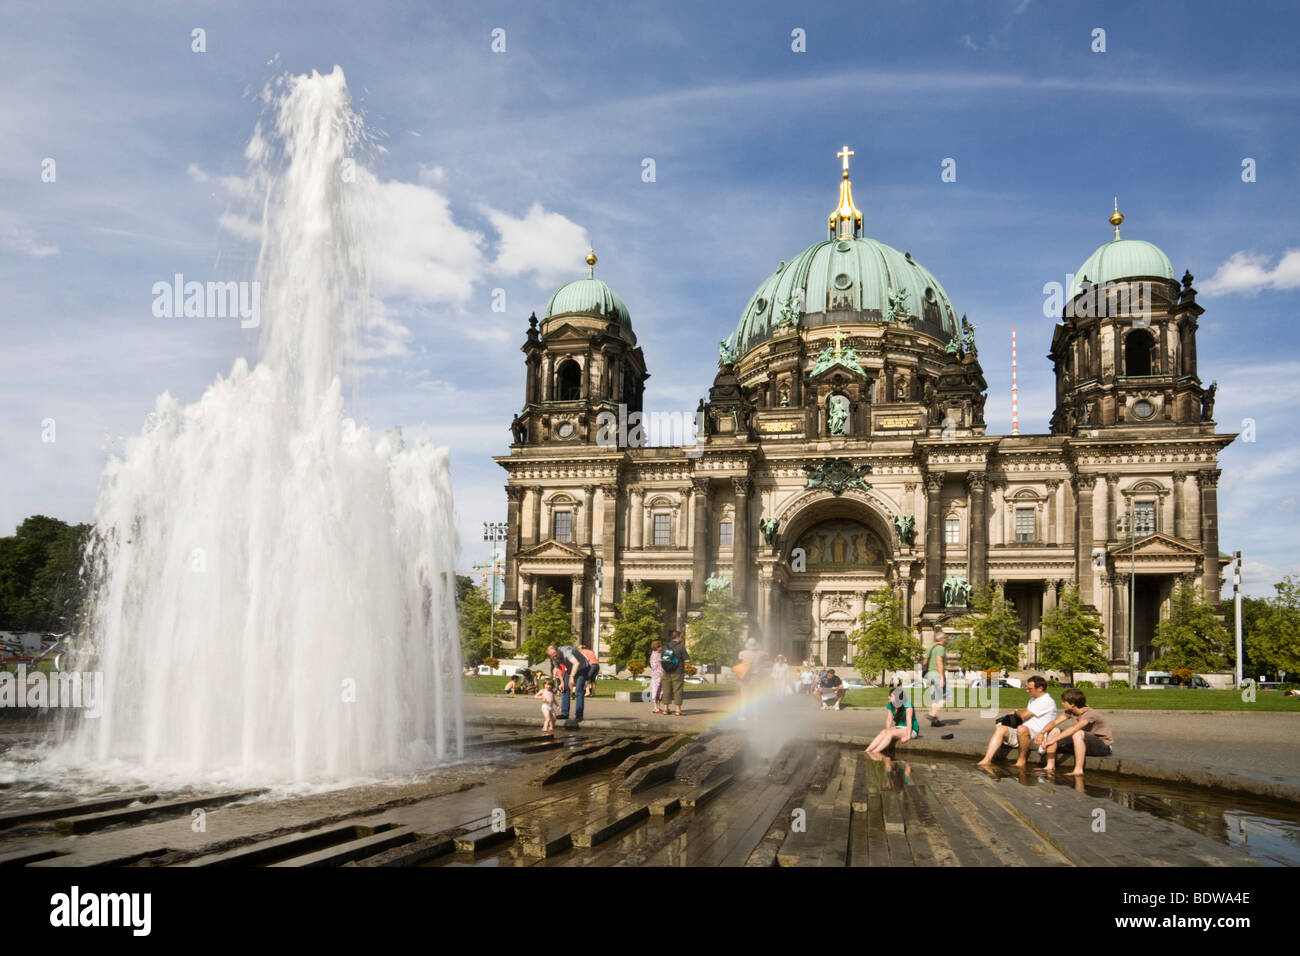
[543,249,632,328]
[1071,202,1175,295]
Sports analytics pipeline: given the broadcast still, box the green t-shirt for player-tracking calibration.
[924,642,946,676]
[888,701,920,735]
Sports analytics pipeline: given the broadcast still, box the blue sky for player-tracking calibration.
[2,0,1298,596]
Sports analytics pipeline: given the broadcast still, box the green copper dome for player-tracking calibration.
[544,277,631,327]
[1072,238,1175,296]
[732,236,961,356]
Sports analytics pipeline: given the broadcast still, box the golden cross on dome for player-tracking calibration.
[837,145,854,178]
[831,325,846,357]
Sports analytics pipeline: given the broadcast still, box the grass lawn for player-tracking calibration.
[463,675,731,697]
[840,686,1300,712]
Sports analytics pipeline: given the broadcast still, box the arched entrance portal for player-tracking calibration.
[769,490,897,669]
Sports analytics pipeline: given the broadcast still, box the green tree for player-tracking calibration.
[607,584,663,671]
[0,516,92,632]
[456,575,506,667]
[520,589,574,665]
[953,584,1022,674]
[1154,580,1232,673]
[1039,585,1108,684]
[687,586,745,680]
[850,587,922,684]
[1243,577,1300,679]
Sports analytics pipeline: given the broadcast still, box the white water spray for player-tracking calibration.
[64,67,463,785]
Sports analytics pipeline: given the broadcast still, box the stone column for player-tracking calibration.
[1062,478,1076,547]
[570,574,585,638]
[732,477,751,612]
[528,487,541,546]
[1105,473,1119,542]
[967,473,988,593]
[690,478,710,605]
[1044,480,1060,545]
[676,580,688,632]
[1097,573,1113,656]
[897,567,914,628]
[1074,474,1097,605]
[523,573,536,613]
[1115,573,1131,663]
[1198,470,1222,606]
[757,572,772,643]
[504,486,523,609]
[925,473,944,607]
[989,481,1004,547]
[1186,471,1201,545]
[1172,470,1187,540]
[630,488,644,549]
[582,485,595,548]
[1043,579,1057,613]
[599,483,618,598]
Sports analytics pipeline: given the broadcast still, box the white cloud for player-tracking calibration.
[482,202,589,286]
[217,212,261,242]
[186,162,209,182]
[960,34,978,50]
[360,170,487,303]
[1,212,58,257]
[1199,249,1300,296]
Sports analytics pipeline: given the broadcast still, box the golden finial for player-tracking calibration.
[1109,198,1124,239]
[585,248,597,278]
[828,146,863,240]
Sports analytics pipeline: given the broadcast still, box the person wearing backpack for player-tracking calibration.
[660,629,689,716]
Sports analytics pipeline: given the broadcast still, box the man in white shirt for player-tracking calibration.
[976,675,1057,769]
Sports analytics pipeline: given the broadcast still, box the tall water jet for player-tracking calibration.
[65,66,463,785]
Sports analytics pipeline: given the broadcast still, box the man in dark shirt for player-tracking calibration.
[660,630,689,716]
[818,668,845,711]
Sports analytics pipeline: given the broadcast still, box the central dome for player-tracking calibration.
[731,236,961,357]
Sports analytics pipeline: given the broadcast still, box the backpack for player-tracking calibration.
[661,643,682,673]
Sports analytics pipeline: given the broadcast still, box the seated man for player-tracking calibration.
[1039,688,1114,775]
[976,675,1057,769]
[817,668,846,711]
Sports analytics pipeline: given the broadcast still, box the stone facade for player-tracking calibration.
[495,219,1232,671]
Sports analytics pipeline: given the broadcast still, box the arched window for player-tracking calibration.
[557,360,582,400]
[1125,329,1156,376]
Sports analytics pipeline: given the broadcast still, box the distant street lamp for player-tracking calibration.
[480,521,507,662]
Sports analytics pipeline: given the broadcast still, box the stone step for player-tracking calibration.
[680,774,734,809]
[269,826,416,867]
[53,789,266,835]
[453,823,516,853]
[180,823,379,867]
[571,804,650,847]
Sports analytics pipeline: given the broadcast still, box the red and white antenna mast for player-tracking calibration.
[1011,326,1020,436]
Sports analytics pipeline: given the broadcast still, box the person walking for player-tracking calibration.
[770,654,791,696]
[660,629,689,716]
[924,635,948,727]
[648,640,665,714]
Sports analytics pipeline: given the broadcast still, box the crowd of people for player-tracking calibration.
[494,635,1117,774]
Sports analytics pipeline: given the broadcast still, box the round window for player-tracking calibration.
[756,297,768,313]
[1133,399,1155,420]
[834,273,852,290]
[557,421,575,438]
[836,241,852,253]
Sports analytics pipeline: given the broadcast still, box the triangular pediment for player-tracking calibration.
[516,539,588,560]
[1110,532,1203,559]
[808,359,867,381]
[542,323,591,343]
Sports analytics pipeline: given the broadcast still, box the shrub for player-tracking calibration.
[684,664,698,676]
[483,657,500,670]
[1171,667,1195,687]
[1110,679,1130,689]
[1278,682,1298,692]
[1076,680,1095,690]
[627,660,646,678]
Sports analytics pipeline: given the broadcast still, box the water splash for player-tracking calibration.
[60,66,463,785]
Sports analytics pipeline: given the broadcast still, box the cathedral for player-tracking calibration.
[493,148,1233,673]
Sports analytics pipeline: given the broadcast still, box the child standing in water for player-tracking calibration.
[535,678,556,732]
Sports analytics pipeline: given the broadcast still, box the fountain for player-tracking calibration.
[63,66,463,786]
